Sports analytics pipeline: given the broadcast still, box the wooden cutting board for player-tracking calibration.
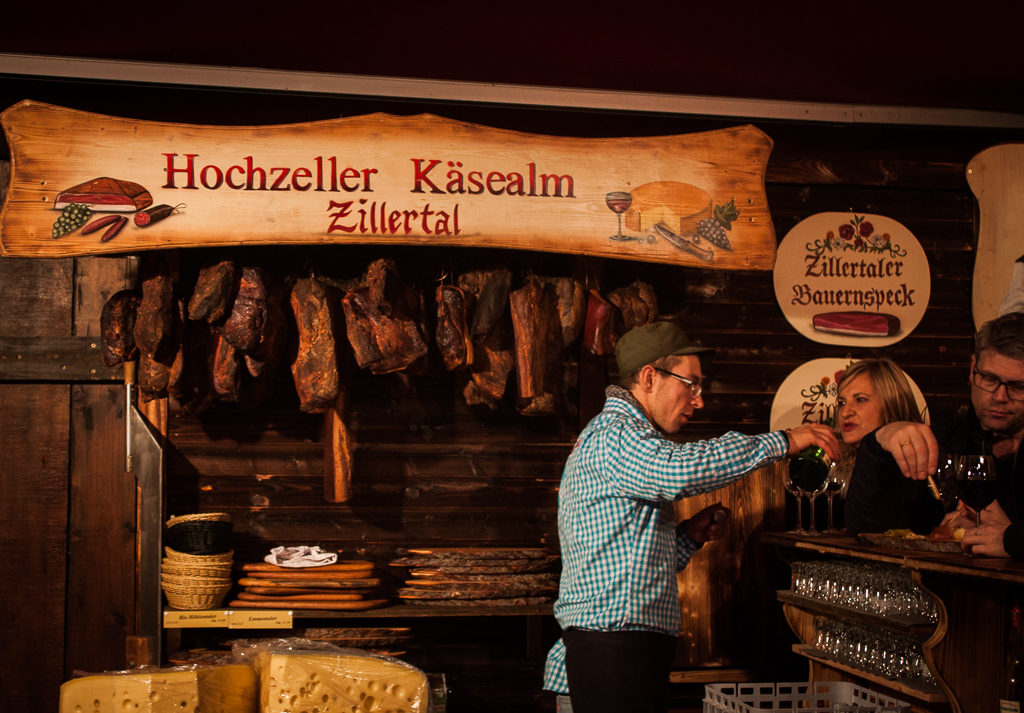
[406,547,552,559]
[235,591,368,602]
[406,596,552,607]
[398,582,557,599]
[236,577,380,589]
[407,571,559,584]
[967,143,1024,328]
[241,561,373,573]
[241,568,373,580]
[226,598,389,610]
[241,586,376,596]
[392,558,558,573]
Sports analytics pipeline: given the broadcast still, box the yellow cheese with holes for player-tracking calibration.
[262,650,428,713]
[623,181,712,236]
[59,663,257,713]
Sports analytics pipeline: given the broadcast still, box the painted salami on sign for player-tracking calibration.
[0,101,776,268]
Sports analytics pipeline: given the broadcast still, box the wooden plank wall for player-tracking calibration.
[1,105,1023,713]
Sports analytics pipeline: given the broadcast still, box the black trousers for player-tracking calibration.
[562,628,678,713]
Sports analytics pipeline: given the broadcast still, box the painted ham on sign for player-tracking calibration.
[812,311,901,337]
[54,176,153,212]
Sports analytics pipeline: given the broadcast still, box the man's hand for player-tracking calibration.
[874,422,939,481]
[961,500,1012,557]
[784,423,841,461]
[682,503,730,544]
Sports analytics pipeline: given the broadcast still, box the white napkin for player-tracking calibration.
[264,545,338,568]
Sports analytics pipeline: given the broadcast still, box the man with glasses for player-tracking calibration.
[874,311,1024,558]
[542,321,839,713]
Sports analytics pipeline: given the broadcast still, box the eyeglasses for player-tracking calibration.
[972,368,1024,401]
[653,367,703,397]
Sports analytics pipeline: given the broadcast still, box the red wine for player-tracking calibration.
[788,448,829,492]
[606,198,631,214]
[958,479,997,511]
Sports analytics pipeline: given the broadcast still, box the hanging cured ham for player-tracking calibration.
[100,289,140,367]
[134,268,178,401]
[435,284,474,371]
[341,259,429,375]
[221,267,272,352]
[510,276,564,416]
[289,276,342,413]
[456,269,514,409]
[187,259,238,324]
[607,280,659,330]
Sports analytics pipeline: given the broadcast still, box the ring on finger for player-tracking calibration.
[899,440,911,447]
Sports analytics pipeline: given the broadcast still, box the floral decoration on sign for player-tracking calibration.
[799,363,852,428]
[804,214,908,258]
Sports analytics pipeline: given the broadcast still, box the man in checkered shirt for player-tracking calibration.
[543,322,838,713]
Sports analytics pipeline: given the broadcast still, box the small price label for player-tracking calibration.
[226,610,293,629]
[163,610,229,628]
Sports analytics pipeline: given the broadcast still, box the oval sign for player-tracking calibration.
[773,212,930,346]
[769,358,928,431]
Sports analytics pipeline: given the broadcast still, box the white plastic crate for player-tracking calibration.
[704,681,911,713]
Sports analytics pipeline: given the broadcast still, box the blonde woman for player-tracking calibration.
[839,358,945,535]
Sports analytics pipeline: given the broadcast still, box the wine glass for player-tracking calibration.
[931,453,961,509]
[605,191,632,241]
[822,465,849,534]
[804,467,830,535]
[956,454,998,527]
[783,466,809,535]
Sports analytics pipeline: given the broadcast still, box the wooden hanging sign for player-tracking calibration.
[0,100,776,268]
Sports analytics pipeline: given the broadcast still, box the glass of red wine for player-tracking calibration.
[605,191,632,241]
[956,454,998,526]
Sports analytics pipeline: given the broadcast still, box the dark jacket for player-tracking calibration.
[845,405,1024,559]
[844,431,945,537]
[933,405,1024,558]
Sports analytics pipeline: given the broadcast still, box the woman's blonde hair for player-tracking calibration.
[837,358,923,424]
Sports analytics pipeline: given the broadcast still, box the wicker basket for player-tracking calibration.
[165,519,233,555]
[161,572,232,588]
[162,581,232,610]
[164,547,234,565]
[165,512,231,528]
[161,558,233,578]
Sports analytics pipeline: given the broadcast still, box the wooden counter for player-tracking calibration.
[763,531,1022,713]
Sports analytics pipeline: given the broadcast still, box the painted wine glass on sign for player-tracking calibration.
[957,454,999,527]
[605,191,633,241]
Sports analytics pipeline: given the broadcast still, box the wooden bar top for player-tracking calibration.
[762,531,1024,585]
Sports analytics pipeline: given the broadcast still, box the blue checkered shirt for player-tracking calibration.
[542,387,788,693]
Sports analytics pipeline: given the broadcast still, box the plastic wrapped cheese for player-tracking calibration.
[260,647,429,713]
[59,663,257,712]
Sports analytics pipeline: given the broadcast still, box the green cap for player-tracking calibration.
[614,321,713,375]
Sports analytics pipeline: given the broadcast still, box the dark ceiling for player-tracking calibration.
[2,1,1023,116]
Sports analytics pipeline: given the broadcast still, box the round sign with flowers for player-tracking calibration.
[772,212,930,346]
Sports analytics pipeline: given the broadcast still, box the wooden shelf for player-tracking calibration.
[776,590,935,635]
[763,531,1024,585]
[164,602,553,625]
[793,645,946,703]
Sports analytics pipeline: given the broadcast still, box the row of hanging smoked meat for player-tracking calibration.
[100,257,660,417]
